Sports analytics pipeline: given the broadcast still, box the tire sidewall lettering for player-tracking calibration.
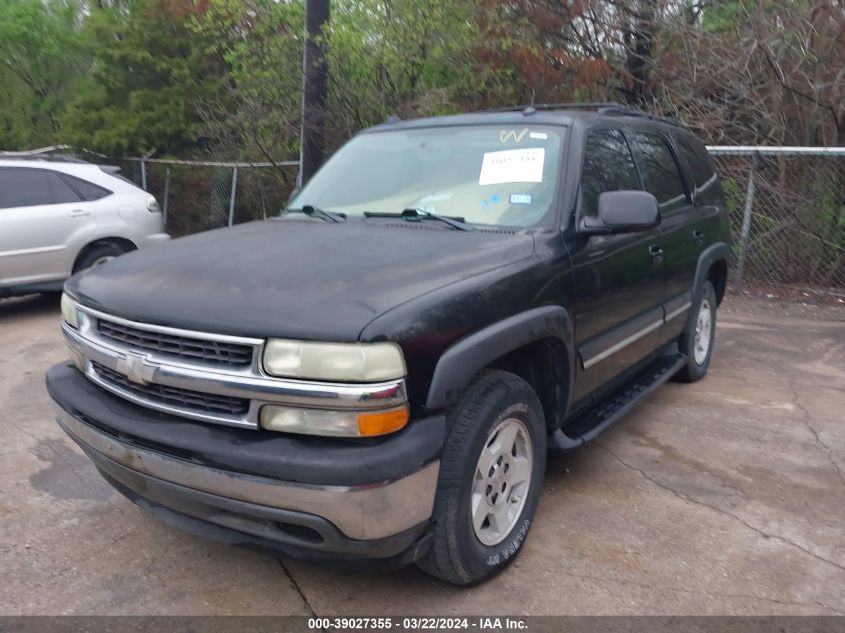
[485,518,531,567]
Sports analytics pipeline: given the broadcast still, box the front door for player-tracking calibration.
[569,128,666,402]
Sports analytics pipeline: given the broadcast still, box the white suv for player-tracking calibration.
[0,158,169,297]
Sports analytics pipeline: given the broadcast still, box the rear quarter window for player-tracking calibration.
[676,133,716,189]
[61,173,112,201]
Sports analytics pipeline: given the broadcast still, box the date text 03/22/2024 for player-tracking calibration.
[307,617,528,630]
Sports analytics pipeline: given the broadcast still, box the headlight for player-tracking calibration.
[263,339,406,382]
[60,293,84,370]
[61,293,79,329]
[260,404,409,437]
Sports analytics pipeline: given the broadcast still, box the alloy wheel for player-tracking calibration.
[693,298,713,365]
[470,417,533,546]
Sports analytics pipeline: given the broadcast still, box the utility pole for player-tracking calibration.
[299,0,330,187]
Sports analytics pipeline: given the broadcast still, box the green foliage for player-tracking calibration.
[188,0,305,160]
[58,0,210,156]
[2,0,841,160]
[0,0,86,149]
[700,1,746,34]
[322,0,517,146]
[0,0,517,156]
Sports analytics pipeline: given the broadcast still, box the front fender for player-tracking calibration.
[425,305,573,411]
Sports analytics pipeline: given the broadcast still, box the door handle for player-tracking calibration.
[692,229,705,244]
[68,209,90,218]
[649,244,664,263]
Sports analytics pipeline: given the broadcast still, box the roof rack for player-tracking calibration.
[599,106,684,128]
[483,102,685,127]
[485,102,622,114]
[0,145,91,163]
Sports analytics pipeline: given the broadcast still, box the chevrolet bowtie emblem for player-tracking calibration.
[116,352,157,385]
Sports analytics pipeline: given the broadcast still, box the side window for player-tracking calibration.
[61,174,112,201]
[579,128,640,217]
[0,168,82,209]
[0,168,53,209]
[631,132,687,205]
[676,133,716,189]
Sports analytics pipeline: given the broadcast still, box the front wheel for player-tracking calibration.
[417,370,547,585]
[674,279,717,382]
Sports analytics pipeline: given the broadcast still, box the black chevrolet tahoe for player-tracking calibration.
[46,105,729,585]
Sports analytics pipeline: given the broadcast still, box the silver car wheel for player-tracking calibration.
[89,255,114,268]
[471,417,533,546]
[693,298,713,365]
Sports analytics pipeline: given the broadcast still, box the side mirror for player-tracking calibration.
[580,190,660,235]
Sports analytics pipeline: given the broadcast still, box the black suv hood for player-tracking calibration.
[67,219,535,341]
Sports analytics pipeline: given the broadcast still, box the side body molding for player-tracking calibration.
[425,305,573,412]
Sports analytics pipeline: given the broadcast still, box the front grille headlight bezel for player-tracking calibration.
[262,338,407,382]
[61,303,411,437]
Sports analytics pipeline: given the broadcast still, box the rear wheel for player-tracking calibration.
[674,279,717,382]
[417,370,546,585]
[73,243,127,273]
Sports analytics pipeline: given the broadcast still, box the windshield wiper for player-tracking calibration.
[283,205,345,223]
[363,208,474,231]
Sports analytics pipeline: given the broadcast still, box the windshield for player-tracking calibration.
[289,125,564,227]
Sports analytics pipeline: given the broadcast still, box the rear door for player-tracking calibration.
[628,130,697,345]
[0,167,87,287]
[569,127,666,402]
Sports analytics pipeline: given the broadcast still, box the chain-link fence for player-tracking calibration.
[102,148,844,296]
[708,147,844,297]
[106,157,299,238]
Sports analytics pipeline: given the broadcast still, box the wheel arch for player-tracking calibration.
[708,258,728,306]
[72,237,138,273]
[425,306,574,429]
[693,242,729,306]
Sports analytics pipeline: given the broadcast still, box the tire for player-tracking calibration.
[674,279,717,382]
[73,243,127,273]
[417,370,547,585]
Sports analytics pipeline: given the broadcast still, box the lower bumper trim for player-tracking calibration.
[93,448,429,560]
[55,404,439,542]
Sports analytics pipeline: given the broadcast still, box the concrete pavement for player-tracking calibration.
[1,293,842,615]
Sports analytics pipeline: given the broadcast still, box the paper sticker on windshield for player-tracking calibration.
[509,193,532,205]
[479,148,545,185]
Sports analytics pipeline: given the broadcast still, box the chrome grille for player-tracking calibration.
[91,360,250,417]
[97,319,253,367]
[64,304,408,430]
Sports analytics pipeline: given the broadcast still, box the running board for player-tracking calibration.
[552,353,687,449]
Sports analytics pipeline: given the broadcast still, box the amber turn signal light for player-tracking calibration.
[357,406,410,436]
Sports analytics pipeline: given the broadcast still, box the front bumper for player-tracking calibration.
[47,363,444,562]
